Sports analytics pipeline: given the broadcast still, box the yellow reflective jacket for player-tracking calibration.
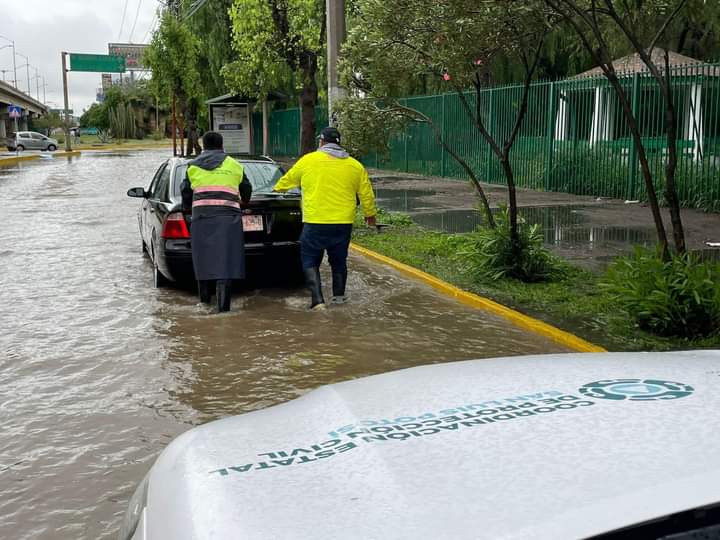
[187,155,245,190]
[273,148,376,224]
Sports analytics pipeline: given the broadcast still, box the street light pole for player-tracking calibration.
[61,51,71,152]
[33,67,40,101]
[16,52,30,94]
[0,35,18,88]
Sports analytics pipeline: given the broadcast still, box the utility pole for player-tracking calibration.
[61,52,72,152]
[33,67,40,101]
[0,35,18,88]
[16,52,31,95]
[325,0,346,124]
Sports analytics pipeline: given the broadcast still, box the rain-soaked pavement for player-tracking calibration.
[0,150,566,539]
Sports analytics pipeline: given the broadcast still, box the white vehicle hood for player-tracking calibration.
[143,351,720,539]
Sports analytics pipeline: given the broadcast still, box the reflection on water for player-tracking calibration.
[382,202,656,261]
[374,188,438,212]
[0,151,564,539]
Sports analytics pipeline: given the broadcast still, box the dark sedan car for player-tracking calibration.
[127,156,303,287]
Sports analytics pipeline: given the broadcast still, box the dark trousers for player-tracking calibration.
[300,223,353,272]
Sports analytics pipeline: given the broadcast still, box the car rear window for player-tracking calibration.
[173,161,284,197]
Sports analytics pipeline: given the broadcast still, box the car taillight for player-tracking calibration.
[162,212,190,239]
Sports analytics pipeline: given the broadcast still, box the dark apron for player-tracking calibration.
[190,208,245,281]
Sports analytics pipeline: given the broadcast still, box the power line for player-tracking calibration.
[182,0,210,20]
[128,0,144,42]
[141,12,158,43]
[118,0,130,40]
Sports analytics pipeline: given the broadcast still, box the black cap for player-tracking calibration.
[318,127,341,144]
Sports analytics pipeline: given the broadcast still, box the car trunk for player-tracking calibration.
[242,194,302,244]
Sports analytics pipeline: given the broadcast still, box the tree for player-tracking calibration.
[340,0,554,251]
[543,0,693,257]
[182,0,236,99]
[80,104,108,129]
[224,0,326,155]
[144,9,202,155]
[34,111,66,133]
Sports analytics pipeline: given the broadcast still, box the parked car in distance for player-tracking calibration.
[117,350,720,540]
[6,131,59,152]
[127,156,303,287]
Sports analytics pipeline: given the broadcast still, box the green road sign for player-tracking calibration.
[69,54,126,73]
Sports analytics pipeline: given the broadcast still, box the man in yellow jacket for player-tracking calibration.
[274,127,377,310]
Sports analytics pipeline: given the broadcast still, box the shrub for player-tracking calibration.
[456,207,564,282]
[601,248,720,338]
[354,207,413,228]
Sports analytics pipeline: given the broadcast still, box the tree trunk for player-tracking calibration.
[603,71,670,259]
[299,50,319,156]
[172,94,177,157]
[185,99,202,157]
[662,68,686,253]
[500,156,521,258]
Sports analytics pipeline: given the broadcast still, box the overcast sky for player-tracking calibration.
[1,1,160,114]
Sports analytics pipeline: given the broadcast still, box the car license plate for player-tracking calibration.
[242,214,264,232]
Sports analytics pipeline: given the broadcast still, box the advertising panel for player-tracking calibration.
[209,103,251,154]
[108,43,149,71]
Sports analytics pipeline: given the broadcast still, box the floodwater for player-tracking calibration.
[373,189,661,268]
[0,151,565,539]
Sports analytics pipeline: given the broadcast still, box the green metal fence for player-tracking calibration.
[265,62,720,210]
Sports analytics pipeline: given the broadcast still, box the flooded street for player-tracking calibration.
[0,150,565,539]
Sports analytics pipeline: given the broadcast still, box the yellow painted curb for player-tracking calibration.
[0,155,40,166]
[75,143,172,152]
[0,151,82,167]
[350,242,607,353]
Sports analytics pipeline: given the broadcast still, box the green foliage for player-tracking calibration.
[224,0,324,98]
[144,11,201,101]
[80,103,109,130]
[31,112,65,132]
[80,83,159,137]
[602,248,720,338]
[457,207,564,283]
[334,98,410,158]
[353,207,414,228]
[182,0,235,98]
[109,103,138,139]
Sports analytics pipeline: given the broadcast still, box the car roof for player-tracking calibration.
[144,350,720,539]
[173,155,277,166]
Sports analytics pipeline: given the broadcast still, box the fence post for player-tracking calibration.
[628,73,641,200]
[440,93,446,177]
[544,81,557,190]
[404,131,409,173]
[485,88,494,182]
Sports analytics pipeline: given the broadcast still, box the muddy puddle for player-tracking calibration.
[374,188,438,212]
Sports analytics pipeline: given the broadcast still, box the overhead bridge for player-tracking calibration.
[0,80,48,138]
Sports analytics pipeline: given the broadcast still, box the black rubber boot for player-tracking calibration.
[198,280,213,304]
[303,267,326,311]
[216,280,232,313]
[331,270,348,304]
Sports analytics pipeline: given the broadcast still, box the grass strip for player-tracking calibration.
[352,218,720,352]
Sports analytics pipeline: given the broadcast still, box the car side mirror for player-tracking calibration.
[127,187,148,198]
